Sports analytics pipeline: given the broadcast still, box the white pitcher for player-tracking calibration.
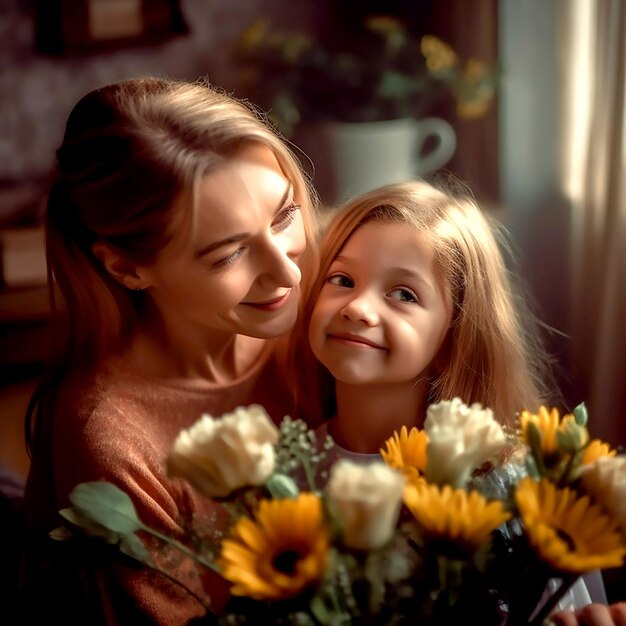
[307,117,457,205]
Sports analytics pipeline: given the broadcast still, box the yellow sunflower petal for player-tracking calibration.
[515,478,626,573]
[218,493,329,600]
[583,439,617,465]
[404,482,510,554]
[381,426,429,478]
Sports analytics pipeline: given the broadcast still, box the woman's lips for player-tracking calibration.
[242,290,292,311]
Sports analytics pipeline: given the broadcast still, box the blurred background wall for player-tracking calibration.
[1,0,625,601]
[1,0,624,465]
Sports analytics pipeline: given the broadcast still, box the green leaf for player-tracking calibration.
[266,472,300,499]
[49,525,73,541]
[556,420,588,453]
[119,533,154,565]
[524,454,541,480]
[69,481,144,534]
[59,506,121,544]
[309,594,331,625]
[573,402,588,426]
[525,422,548,477]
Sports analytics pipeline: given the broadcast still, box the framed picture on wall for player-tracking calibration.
[35,0,189,55]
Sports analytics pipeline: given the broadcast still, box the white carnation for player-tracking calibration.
[424,397,506,488]
[581,455,626,535]
[327,459,405,550]
[166,404,279,498]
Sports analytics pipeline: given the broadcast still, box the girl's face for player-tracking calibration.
[309,220,452,386]
[139,143,307,340]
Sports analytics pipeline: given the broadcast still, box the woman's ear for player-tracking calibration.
[92,242,145,290]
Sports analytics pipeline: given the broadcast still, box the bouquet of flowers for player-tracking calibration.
[53,399,626,625]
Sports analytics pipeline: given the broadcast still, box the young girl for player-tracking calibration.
[296,179,555,454]
[297,179,613,622]
[21,77,320,625]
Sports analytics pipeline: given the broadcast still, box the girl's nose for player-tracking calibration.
[340,292,379,326]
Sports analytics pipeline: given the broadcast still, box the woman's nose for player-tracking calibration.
[259,238,303,288]
[340,292,379,326]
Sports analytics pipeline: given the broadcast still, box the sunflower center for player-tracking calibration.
[272,549,302,575]
[555,527,576,551]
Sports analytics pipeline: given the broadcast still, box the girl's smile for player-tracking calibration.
[325,331,387,351]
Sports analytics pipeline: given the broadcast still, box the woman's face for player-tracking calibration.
[309,219,451,387]
[139,143,307,340]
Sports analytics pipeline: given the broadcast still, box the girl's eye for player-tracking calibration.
[327,273,354,288]
[271,203,301,233]
[388,287,418,304]
[212,247,246,269]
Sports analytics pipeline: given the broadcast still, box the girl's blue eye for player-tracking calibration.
[327,274,353,288]
[389,287,418,303]
[271,203,300,232]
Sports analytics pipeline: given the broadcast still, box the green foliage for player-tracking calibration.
[232,17,499,135]
[53,481,154,566]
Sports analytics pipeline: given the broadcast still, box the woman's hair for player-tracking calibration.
[296,179,557,427]
[27,76,320,452]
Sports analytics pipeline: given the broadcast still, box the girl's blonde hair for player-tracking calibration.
[296,180,556,427]
[28,76,320,451]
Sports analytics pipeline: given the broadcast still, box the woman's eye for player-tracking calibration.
[212,247,246,269]
[271,203,300,232]
[327,274,354,288]
[389,287,418,303]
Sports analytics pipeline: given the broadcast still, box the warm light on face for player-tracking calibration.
[309,220,451,387]
[138,143,307,341]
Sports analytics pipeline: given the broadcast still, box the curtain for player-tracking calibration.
[558,0,626,447]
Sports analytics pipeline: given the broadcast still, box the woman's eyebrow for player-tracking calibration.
[195,184,294,259]
[195,234,247,259]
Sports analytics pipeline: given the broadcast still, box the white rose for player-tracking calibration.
[166,405,279,498]
[327,459,406,550]
[424,397,506,488]
[581,455,626,535]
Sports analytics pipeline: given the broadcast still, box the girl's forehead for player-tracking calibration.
[342,218,432,253]
[333,220,434,268]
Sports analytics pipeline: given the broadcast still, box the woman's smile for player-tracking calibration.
[242,289,293,311]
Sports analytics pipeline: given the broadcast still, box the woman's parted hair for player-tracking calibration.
[297,180,555,427]
[45,76,320,367]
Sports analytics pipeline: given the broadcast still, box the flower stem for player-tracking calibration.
[292,447,317,492]
[528,574,580,626]
[140,524,221,573]
[146,561,213,609]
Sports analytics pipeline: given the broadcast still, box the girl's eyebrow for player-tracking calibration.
[195,183,294,259]
[331,255,436,290]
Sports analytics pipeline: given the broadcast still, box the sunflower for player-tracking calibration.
[582,439,617,465]
[218,493,329,600]
[403,482,511,555]
[520,406,568,453]
[381,426,428,486]
[514,477,626,572]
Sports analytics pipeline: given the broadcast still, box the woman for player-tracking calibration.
[22,76,320,625]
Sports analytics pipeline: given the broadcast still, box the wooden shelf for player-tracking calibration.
[0,227,46,289]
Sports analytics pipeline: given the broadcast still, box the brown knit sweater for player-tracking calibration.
[23,343,296,625]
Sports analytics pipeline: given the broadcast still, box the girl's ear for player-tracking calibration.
[92,242,146,290]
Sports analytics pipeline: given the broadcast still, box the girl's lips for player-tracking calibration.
[242,290,292,311]
[327,332,386,350]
